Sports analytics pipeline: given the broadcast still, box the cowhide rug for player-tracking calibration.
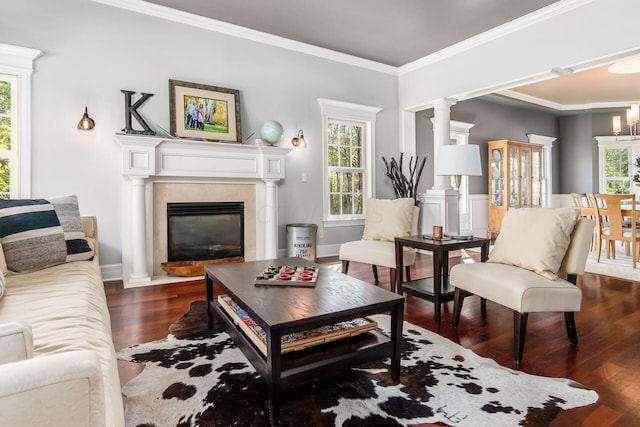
[118,301,598,427]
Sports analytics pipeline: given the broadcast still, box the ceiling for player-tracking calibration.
[140,0,639,111]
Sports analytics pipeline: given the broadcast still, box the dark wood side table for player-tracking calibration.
[395,235,490,322]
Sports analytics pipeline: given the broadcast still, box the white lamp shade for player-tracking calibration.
[434,144,482,176]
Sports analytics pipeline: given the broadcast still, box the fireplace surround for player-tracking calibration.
[115,134,290,287]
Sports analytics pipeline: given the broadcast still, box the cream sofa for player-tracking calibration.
[0,217,124,427]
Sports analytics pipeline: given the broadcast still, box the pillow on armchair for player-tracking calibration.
[362,198,414,242]
[488,207,580,280]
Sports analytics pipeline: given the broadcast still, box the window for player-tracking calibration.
[0,73,17,199]
[327,120,365,217]
[0,43,41,199]
[318,98,381,225]
[603,146,631,194]
[596,136,639,195]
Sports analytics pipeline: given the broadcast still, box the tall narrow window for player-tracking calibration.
[0,43,41,199]
[319,98,381,226]
[327,120,365,218]
[0,73,17,199]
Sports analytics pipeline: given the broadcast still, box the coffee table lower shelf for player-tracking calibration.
[210,300,394,390]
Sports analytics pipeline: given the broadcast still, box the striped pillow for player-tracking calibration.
[0,199,68,272]
[48,195,94,263]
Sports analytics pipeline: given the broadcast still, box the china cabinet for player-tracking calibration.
[488,139,543,237]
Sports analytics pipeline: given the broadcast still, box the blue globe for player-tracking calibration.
[260,120,283,145]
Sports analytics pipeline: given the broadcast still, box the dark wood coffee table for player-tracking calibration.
[205,257,404,424]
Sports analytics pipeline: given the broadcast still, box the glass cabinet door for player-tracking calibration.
[490,147,504,206]
[509,146,519,207]
[521,147,531,207]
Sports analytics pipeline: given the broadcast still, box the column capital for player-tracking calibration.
[430,98,457,111]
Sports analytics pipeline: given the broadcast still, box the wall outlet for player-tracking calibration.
[318,228,324,238]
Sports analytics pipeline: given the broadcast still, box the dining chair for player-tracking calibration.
[590,193,639,268]
[571,193,596,249]
[570,193,590,209]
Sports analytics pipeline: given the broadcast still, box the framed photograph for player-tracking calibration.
[169,79,242,142]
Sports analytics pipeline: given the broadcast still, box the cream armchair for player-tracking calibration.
[339,198,419,287]
[450,208,595,364]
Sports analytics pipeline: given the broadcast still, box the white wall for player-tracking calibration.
[0,0,399,270]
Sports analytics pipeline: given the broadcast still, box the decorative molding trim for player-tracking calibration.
[398,0,594,75]
[526,134,557,146]
[499,89,640,111]
[0,43,42,74]
[91,0,592,79]
[100,263,123,282]
[90,0,397,75]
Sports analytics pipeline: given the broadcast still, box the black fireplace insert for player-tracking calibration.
[167,202,244,262]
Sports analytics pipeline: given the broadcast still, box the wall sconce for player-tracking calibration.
[77,106,95,131]
[291,130,307,148]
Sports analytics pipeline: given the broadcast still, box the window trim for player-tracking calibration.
[0,43,42,198]
[318,98,381,227]
[595,136,640,196]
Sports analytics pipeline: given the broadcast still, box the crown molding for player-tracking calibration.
[0,43,43,73]
[90,0,398,75]
[498,89,639,111]
[398,0,594,75]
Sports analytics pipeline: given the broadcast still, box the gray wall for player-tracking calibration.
[557,108,630,194]
[416,98,559,194]
[0,0,400,264]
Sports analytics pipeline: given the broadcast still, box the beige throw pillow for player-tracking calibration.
[488,207,580,280]
[362,198,414,242]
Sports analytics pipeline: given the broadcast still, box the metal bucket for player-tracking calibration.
[286,223,317,261]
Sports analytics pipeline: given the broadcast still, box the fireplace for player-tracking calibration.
[116,134,289,286]
[167,202,244,262]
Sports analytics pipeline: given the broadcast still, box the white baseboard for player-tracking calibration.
[100,263,122,281]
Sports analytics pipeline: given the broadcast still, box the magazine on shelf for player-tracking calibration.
[217,294,377,355]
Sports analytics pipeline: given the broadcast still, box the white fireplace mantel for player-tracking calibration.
[115,134,291,287]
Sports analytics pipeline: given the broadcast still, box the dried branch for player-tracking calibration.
[381,153,427,205]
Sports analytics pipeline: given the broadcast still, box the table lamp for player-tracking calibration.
[434,144,482,236]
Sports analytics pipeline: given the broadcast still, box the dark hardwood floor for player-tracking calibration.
[106,252,640,427]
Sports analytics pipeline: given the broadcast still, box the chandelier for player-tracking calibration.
[612,103,639,138]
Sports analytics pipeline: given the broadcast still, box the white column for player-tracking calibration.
[263,179,278,259]
[129,176,151,282]
[431,98,457,189]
